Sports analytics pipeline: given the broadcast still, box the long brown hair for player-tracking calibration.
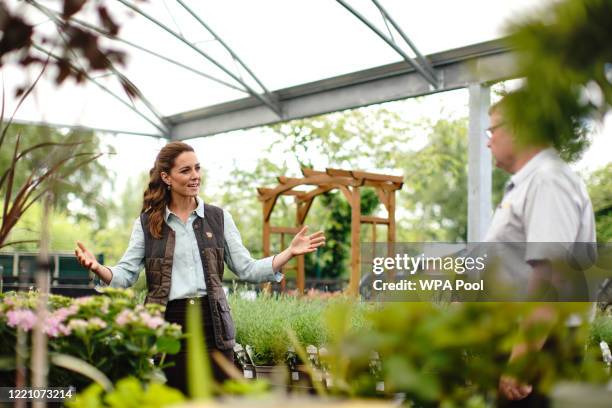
[142,141,195,238]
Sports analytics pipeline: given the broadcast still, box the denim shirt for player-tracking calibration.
[106,197,282,300]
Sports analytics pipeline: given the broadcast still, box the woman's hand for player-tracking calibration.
[289,226,325,256]
[75,241,100,271]
[75,241,113,284]
[499,375,532,401]
[271,226,326,272]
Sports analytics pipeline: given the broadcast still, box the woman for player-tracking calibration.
[75,141,325,394]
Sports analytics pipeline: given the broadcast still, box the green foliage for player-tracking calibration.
[0,288,182,388]
[589,315,612,345]
[221,110,499,279]
[503,0,612,160]
[307,189,379,279]
[228,291,369,366]
[92,172,149,265]
[67,376,185,408]
[587,163,612,242]
[2,200,96,251]
[0,124,115,227]
[323,302,607,405]
[400,119,508,241]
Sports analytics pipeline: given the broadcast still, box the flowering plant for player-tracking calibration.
[0,288,182,388]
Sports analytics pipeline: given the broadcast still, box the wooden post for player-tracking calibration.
[296,202,305,296]
[387,190,396,260]
[349,186,360,296]
[262,200,271,294]
[372,221,377,243]
[263,200,271,258]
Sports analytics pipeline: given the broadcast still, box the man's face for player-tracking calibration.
[487,110,516,173]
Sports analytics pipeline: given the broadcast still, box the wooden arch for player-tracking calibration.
[257,168,403,295]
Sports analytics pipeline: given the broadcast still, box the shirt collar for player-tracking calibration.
[164,196,205,222]
[509,147,558,187]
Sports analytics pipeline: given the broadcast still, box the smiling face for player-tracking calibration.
[160,151,201,198]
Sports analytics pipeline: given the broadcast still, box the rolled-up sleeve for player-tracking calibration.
[106,218,145,288]
[223,210,283,283]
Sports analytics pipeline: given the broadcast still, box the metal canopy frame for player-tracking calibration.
[18,1,517,243]
[168,38,514,140]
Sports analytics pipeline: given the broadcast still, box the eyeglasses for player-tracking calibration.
[485,122,505,139]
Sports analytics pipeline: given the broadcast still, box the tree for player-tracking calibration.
[305,189,379,279]
[587,163,612,242]
[398,118,508,242]
[0,123,115,225]
[503,0,612,160]
[0,120,113,250]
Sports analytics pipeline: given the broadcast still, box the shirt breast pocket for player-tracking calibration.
[487,201,515,241]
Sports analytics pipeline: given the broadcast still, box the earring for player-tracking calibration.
[167,184,171,190]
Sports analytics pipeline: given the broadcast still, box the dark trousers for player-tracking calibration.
[163,297,234,396]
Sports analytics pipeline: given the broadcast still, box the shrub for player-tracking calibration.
[0,288,182,388]
[228,291,370,365]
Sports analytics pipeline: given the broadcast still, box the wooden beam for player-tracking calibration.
[259,175,362,201]
[297,199,314,225]
[301,168,326,177]
[361,216,389,224]
[339,185,353,202]
[326,168,353,178]
[297,184,335,202]
[263,197,277,221]
[258,187,305,196]
[363,179,403,190]
[375,188,390,211]
[352,170,404,184]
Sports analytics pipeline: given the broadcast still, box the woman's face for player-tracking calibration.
[161,151,201,197]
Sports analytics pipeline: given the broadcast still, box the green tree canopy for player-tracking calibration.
[0,124,115,227]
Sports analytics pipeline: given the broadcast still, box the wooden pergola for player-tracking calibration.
[257,168,403,296]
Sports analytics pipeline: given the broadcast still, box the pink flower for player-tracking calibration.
[53,305,78,322]
[6,309,37,331]
[115,310,135,326]
[44,315,71,337]
[143,315,165,330]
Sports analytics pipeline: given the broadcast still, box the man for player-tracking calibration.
[484,96,596,405]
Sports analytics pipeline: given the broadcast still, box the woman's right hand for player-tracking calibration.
[75,241,100,273]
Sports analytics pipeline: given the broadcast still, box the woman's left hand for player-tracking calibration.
[289,226,325,255]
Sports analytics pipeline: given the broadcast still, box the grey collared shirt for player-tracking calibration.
[483,148,596,294]
[106,197,282,300]
[485,148,596,247]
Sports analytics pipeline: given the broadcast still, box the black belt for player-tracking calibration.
[167,295,209,307]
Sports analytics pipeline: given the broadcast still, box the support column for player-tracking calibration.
[262,201,271,294]
[467,83,492,242]
[349,186,361,296]
[296,204,305,295]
